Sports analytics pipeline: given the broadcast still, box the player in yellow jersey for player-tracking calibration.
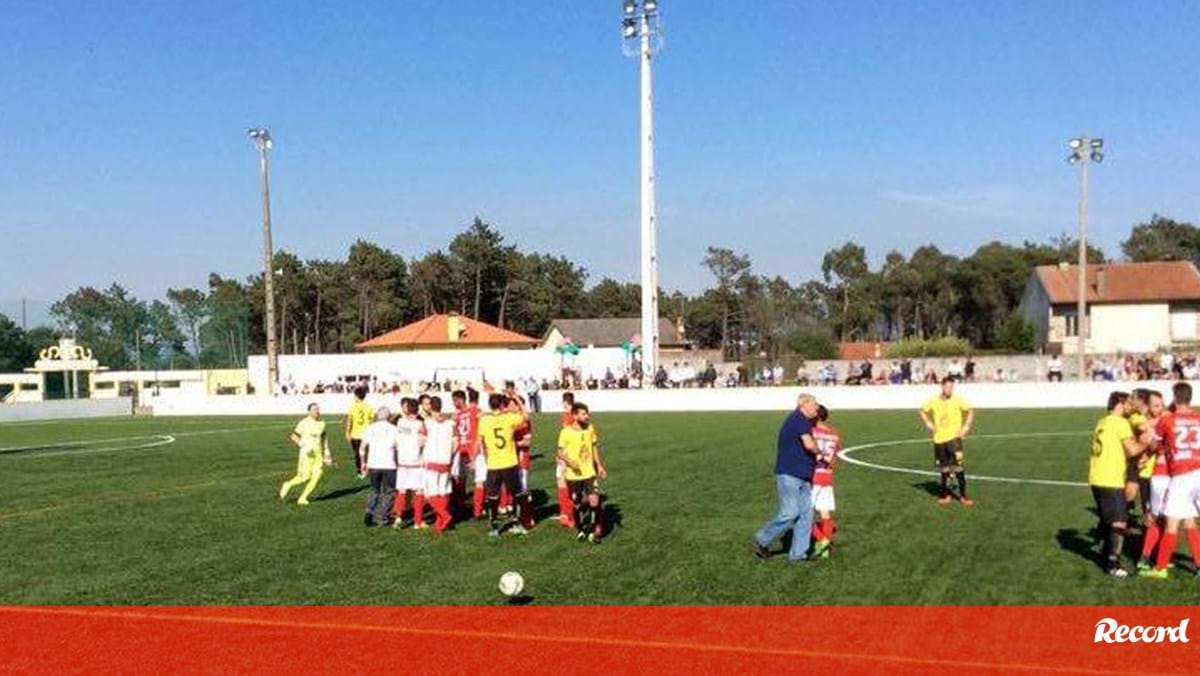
[478,393,530,536]
[279,402,332,506]
[344,386,373,478]
[1090,391,1147,577]
[557,402,608,543]
[1123,389,1153,520]
[919,376,975,505]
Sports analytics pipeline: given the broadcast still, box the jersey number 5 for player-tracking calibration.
[492,428,507,448]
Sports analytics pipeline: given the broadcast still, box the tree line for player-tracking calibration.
[1,213,1198,372]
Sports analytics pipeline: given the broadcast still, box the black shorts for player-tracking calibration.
[485,466,524,498]
[1091,486,1128,525]
[933,439,963,470]
[566,478,600,505]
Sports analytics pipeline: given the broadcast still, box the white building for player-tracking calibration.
[1019,261,1200,354]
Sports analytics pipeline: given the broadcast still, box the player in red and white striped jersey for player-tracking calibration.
[811,405,841,559]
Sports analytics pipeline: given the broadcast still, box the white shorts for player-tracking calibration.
[1163,471,1200,520]
[474,455,487,484]
[395,466,424,492]
[1150,475,1170,518]
[424,470,451,497]
[812,484,836,513]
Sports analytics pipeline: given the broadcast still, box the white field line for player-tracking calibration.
[837,431,1090,488]
[0,424,285,460]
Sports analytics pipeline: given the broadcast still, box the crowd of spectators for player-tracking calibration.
[274,351,1200,397]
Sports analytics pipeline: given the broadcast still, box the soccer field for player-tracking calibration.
[0,408,1192,605]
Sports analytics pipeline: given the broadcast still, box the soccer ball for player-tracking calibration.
[498,571,524,597]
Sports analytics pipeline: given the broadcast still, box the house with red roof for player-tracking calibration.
[357,313,539,352]
[1019,261,1200,354]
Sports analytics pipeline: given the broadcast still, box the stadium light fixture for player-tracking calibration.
[621,0,664,386]
[249,127,279,391]
[1066,135,1104,381]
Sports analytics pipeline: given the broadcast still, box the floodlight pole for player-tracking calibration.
[1075,154,1089,382]
[626,2,661,387]
[251,129,279,393]
[1067,135,1102,381]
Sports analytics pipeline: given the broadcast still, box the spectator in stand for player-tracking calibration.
[947,358,965,383]
[703,362,718,388]
[859,360,873,384]
[796,362,810,386]
[964,358,976,382]
[654,365,669,389]
[772,363,785,386]
[819,363,838,386]
[1046,355,1063,382]
[900,359,913,384]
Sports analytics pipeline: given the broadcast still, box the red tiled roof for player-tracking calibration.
[1033,262,1200,304]
[838,342,887,360]
[357,314,539,350]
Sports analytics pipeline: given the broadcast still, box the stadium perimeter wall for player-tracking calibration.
[0,397,133,423]
[145,381,1187,417]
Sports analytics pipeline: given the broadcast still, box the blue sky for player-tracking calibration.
[2,0,1199,315]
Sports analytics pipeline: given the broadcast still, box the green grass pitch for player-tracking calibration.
[0,409,1193,605]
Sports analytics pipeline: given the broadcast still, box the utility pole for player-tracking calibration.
[249,128,279,393]
[1067,136,1104,381]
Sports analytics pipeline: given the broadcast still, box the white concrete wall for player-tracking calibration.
[145,381,1191,417]
[1088,303,1171,354]
[0,397,133,422]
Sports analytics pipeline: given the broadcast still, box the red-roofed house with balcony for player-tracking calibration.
[1018,261,1200,354]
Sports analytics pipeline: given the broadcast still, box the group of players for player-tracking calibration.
[1090,382,1200,578]
[278,386,610,542]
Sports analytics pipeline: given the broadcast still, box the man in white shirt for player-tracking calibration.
[1047,355,1063,382]
[358,407,398,527]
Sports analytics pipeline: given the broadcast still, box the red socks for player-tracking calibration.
[1141,522,1162,561]
[557,487,575,527]
[811,518,837,542]
[393,493,407,519]
[1187,528,1200,567]
[431,496,452,532]
[499,486,512,510]
[472,486,485,518]
[1155,532,1178,571]
[413,494,426,526]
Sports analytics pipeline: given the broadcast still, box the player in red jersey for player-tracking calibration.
[555,391,578,527]
[451,389,485,519]
[810,405,841,559]
[1142,382,1200,579]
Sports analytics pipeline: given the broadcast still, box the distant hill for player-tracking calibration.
[0,298,52,329]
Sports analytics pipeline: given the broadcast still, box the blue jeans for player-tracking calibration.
[755,474,814,561]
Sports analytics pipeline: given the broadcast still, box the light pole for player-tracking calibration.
[249,128,279,393]
[1067,135,1103,381]
[622,0,663,387]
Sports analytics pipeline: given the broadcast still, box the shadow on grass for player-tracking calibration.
[1056,527,1102,571]
[316,484,370,502]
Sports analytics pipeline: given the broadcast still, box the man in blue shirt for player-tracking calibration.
[753,394,820,562]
